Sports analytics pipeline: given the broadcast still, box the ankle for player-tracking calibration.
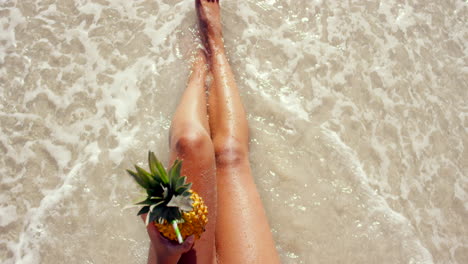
[208,34,224,51]
[207,26,223,41]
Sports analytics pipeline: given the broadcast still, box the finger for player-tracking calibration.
[179,235,195,253]
[140,214,194,251]
[140,213,147,222]
[140,215,178,245]
[140,214,159,239]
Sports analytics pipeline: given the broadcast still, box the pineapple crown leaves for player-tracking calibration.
[127,151,194,224]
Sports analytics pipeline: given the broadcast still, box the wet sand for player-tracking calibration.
[1,0,467,263]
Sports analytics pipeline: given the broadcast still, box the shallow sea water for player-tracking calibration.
[1,0,467,263]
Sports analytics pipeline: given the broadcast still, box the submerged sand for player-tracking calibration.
[1,0,467,263]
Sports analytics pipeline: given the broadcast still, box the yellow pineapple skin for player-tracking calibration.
[155,191,208,241]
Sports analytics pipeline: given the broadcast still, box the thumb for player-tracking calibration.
[179,235,195,253]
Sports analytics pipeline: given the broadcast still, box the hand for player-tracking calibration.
[140,214,195,264]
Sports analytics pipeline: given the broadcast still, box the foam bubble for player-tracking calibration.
[0,205,17,227]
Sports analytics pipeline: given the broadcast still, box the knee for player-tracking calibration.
[173,129,212,157]
[214,138,248,168]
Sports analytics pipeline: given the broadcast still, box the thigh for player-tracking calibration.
[169,128,217,264]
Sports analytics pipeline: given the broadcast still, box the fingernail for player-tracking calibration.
[186,235,195,243]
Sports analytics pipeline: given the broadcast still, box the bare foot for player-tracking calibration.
[196,0,222,41]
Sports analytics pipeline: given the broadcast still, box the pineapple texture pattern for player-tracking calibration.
[155,191,208,240]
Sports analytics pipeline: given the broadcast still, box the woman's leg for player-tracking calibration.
[197,0,280,263]
[167,50,217,264]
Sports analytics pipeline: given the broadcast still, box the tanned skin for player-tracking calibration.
[144,1,280,263]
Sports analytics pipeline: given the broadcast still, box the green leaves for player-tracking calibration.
[127,151,193,224]
[176,182,192,195]
[167,195,193,212]
[127,152,168,190]
[126,169,149,189]
[127,166,156,190]
[176,175,187,188]
[135,198,153,205]
[135,196,164,206]
[137,206,150,216]
[148,151,169,184]
[168,160,183,189]
[162,185,169,199]
[148,151,159,176]
[146,205,182,224]
[136,165,158,186]
[166,159,192,196]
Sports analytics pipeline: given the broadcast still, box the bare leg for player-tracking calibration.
[166,50,217,264]
[197,1,280,263]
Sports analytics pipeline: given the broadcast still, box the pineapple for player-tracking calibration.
[127,151,208,243]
